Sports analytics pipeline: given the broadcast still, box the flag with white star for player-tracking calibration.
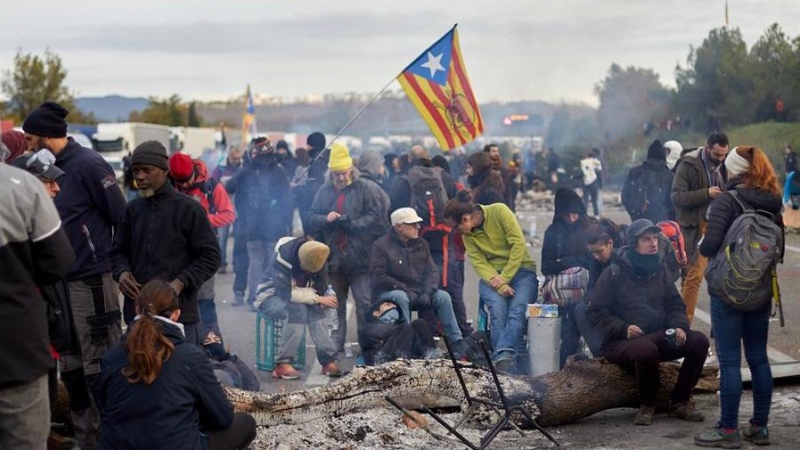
[397,25,484,151]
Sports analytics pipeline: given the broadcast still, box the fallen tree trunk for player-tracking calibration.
[226,357,719,427]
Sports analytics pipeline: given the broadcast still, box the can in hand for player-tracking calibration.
[665,328,678,349]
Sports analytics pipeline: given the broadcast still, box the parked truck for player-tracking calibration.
[169,127,217,158]
[92,123,171,180]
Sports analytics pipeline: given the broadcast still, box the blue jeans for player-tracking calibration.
[379,289,463,344]
[711,295,773,429]
[478,269,538,360]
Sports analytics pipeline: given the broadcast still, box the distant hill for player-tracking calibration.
[75,95,148,122]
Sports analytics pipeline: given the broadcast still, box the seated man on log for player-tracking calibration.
[588,218,709,426]
[369,208,468,359]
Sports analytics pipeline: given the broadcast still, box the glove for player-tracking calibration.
[412,294,431,309]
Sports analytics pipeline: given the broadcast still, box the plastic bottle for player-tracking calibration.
[323,285,338,332]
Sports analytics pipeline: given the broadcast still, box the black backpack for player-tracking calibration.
[621,166,664,221]
[405,165,450,238]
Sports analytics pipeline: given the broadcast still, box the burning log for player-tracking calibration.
[226,357,719,427]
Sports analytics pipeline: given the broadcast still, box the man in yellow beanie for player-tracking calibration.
[308,142,390,353]
[256,236,340,379]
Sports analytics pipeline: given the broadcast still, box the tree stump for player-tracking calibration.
[226,357,719,427]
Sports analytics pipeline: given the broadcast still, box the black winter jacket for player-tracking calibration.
[621,157,675,223]
[699,182,784,259]
[369,229,439,301]
[308,175,390,274]
[542,187,591,275]
[587,252,689,347]
[225,154,292,242]
[53,138,127,279]
[111,182,220,323]
[96,321,233,450]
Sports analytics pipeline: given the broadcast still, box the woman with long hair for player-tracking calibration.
[694,147,784,448]
[465,151,506,206]
[96,280,256,450]
[444,191,538,372]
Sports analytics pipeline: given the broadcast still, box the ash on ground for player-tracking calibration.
[251,407,552,450]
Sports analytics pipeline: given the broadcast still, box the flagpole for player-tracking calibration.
[328,77,397,144]
[330,23,458,143]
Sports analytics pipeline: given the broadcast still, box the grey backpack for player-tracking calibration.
[705,191,783,311]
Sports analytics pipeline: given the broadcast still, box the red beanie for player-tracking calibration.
[1,130,27,163]
[169,152,195,181]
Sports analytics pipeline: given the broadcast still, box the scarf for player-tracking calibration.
[626,250,660,277]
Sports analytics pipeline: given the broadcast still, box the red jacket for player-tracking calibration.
[178,159,236,229]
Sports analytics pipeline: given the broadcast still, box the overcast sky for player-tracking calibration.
[1,0,798,105]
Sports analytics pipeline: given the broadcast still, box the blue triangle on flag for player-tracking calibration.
[406,32,453,86]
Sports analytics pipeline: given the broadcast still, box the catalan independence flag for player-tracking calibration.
[241,84,258,145]
[397,25,484,150]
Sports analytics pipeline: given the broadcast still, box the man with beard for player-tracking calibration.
[225,137,293,311]
[308,143,390,352]
[111,141,220,346]
[22,101,127,449]
[671,132,729,324]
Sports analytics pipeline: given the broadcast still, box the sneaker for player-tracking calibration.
[272,363,301,380]
[231,291,245,307]
[321,362,342,377]
[670,399,705,422]
[694,428,742,448]
[450,339,470,362]
[493,356,515,373]
[634,405,656,426]
[742,423,770,446]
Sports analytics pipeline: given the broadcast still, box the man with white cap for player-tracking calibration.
[369,207,467,355]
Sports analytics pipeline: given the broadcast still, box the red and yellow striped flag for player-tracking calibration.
[397,26,484,151]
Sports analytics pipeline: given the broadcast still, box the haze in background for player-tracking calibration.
[1,0,798,104]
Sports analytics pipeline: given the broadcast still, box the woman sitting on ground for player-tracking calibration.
[95,280,256,450]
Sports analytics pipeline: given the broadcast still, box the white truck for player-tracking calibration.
[92,123,171,180]
[170,127,218,158]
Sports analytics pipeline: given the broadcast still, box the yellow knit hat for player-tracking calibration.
[298,241,330,273]
[328,142,353,172]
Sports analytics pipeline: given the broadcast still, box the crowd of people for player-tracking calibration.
[0,99,789,449]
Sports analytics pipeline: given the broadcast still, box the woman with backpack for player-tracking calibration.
[694,146,784,449]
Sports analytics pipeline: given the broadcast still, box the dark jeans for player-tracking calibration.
[602,329,709,407]
[328,271,371,352]
[583,181,599,216]
[711,296,773,429]
[572,299,605,357]
[206,412,257,450]
[425,253,472,336]
[232,227,249,295]
[559,303,582,368]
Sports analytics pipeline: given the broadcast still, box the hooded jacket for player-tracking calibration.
[225,153,292,242]
[357,150,391,221]
[53,137,127,279]
[587,251,689,348]
[541,188,591,275]
[96,320,233,450]
[308,172,390,274]
[111,182,220,324]
[699,181,784,261]
[177,159,236,229]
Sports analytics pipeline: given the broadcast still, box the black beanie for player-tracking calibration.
[307,131,326,151]
[22,102,69,138]
[646,139,666,161]
[131,140,169,170]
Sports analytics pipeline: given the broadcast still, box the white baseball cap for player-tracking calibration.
[390,207,423,226]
